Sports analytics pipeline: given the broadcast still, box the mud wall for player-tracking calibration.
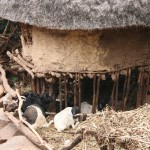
[21,26,150,73]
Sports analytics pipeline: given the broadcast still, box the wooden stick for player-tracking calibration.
[7,51,34,78]
[111,81,116,108]
[74,74,77,106]
[115,72,119,110]
[64,76,67,108]
[95,76,100,111]
[78,74,81,112]
[123,69,131,110]
[92,75,96,113]
[41,78,46,93]
[59,75,62,111]
[5,112,53,150]
[0,65,16,97]
[58,134,82,150]
[17,54,34,69]
[15,89,53,150]
[31,77,36,92]
[122,71,127,110]
[136,68,144,107]
[36,77,40,95]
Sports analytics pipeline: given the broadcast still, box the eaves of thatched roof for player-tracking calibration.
[0,0,150,30]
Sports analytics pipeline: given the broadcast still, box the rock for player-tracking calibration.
[0,108,9,122]
[0,123,21,140]
[0,135,41,150]
[0,108,10,130]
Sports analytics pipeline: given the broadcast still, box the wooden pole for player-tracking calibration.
[123,68,131,110]
[59,75,62,111]
[136,68,144,108]
[74,74,77,106]
[122,71,127,110]
[78,74,81,112]
[92,74,96,113]
[41,78,45,93]
[36,77,40,95]
[111,81,116,108]
[64,76,67,108]
[31,77,36,92]
[115,72,119,110]
[95,76,100,111]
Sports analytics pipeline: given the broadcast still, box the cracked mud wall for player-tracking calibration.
[21,26,150,73]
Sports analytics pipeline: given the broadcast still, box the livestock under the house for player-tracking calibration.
[53,106,79,132]
[21,92,52,129]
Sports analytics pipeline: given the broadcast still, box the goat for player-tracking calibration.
[22,92,52,129]
[51,106,79,132]
[1,93,18,112]
[81,101,100,114]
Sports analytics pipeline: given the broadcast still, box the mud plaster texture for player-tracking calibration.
[21,26,150,73]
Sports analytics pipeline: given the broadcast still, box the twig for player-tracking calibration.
[58,134,82,150]
[15,89,53,150]
[0,65,16,97]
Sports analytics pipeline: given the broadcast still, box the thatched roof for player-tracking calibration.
[0,0,150,30]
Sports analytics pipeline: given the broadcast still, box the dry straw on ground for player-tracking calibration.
[37,104,150,150]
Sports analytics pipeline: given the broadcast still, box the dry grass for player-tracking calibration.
[37,104,150,150]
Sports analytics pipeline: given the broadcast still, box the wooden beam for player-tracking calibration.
[92,74,96,113]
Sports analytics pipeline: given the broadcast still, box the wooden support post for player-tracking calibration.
[123,68,131,110]
[48,83,56,112]
[41,78,45,93]
[64,76,67,108]
[136,68,144,108]
[78,74,81,112]
[115,72,119,110]
[95,76,100,111]
[111,81,116,108]
[74,74,77,106]
[36,77,40,95]
[92,74,96,113]
[122,71,127,110]
[59,75,62,111]
[31,77,36,92]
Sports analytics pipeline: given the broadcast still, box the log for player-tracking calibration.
[58,134,82,150]
[15,50,34,69]
[0,65,16,97]
[5,112,53,150]
[6,51,34,78]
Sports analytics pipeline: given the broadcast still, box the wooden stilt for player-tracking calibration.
[123,68,131,110]
[36,77,40,95]
[111,81,116,108]
[41,78,45,93]
[115,72,119,110]
[78,74,81,112]
[122,71,127,110]
[92,74,96,113]
[95,76,100,112]
[74,74,77,106]
[31,77,36,92]
[59,75,62,111]
[64,76,67,108]
[136,68,144,108]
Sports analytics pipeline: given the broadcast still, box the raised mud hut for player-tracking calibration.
[0,0,150,112]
